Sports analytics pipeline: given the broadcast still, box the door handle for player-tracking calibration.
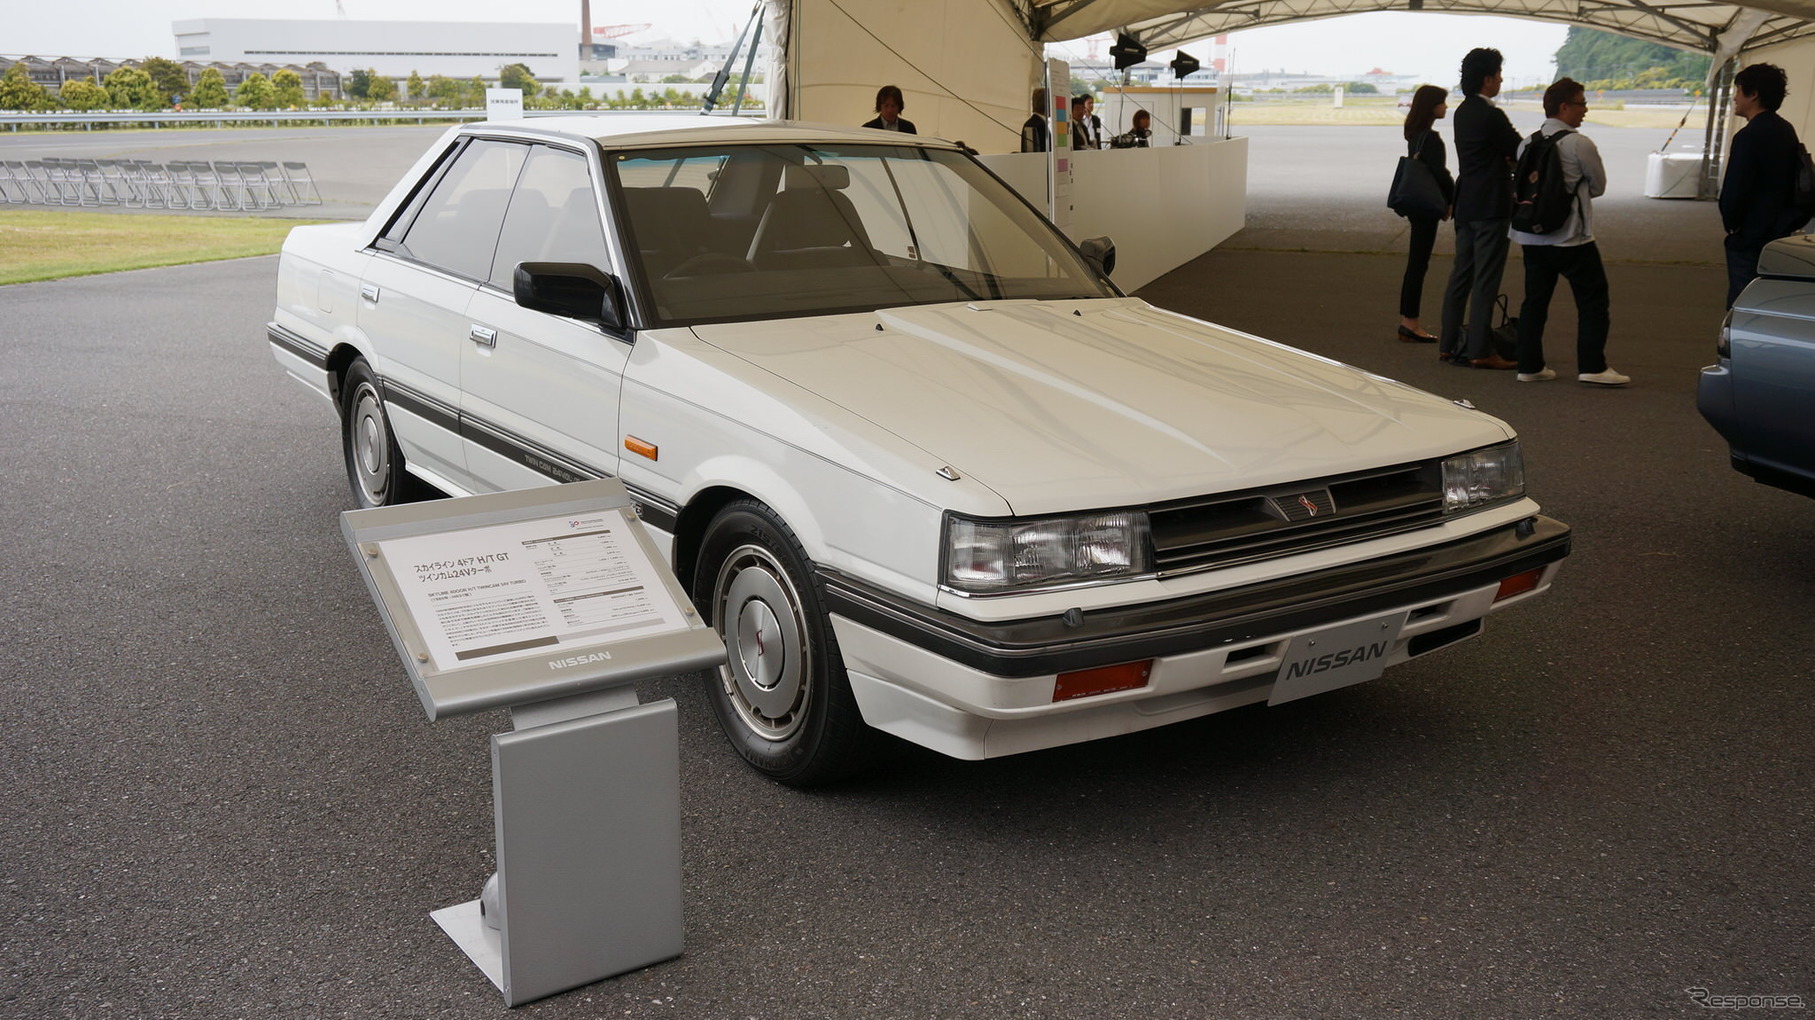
[359,283,380,303]
[469,324,497,347]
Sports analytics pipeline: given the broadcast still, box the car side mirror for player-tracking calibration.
[1078,236,1116,278]
[514,262,628,333]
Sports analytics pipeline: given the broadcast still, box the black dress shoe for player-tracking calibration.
[1397,325,1438,343]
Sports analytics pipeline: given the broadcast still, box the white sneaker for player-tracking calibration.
[1578,368,1631,386]
[1517,368,1557,382]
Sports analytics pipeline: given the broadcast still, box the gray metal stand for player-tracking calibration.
[431,688,684,1007]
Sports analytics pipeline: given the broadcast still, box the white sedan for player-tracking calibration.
[268,115,1570,784]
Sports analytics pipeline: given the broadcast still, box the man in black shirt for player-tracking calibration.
[1438,47,1521,369]
[1720,63,1808,306]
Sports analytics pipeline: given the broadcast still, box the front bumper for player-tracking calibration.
[825,515,1570,759]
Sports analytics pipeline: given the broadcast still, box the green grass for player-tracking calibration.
[0,210,324,285]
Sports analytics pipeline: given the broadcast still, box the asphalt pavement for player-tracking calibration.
[0,122,1809,1020]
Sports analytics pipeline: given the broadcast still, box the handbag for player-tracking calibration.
[1489,294,1519,361]
[1387,131,1447,218]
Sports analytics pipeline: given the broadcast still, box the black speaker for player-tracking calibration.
[1171,51,1200,79]
[1111,33,1147,71]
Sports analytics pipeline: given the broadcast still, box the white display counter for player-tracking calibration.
[978,136,1249,291]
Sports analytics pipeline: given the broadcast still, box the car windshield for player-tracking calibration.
[607,142,1116,326]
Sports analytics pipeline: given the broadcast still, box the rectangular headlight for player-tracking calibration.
[1441,441,1525,511]
[944,510,1151,594]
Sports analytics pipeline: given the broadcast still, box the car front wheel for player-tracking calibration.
[695,500,875,786]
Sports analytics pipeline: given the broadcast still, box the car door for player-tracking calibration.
[1734,298,1815,480]
[360,137,526,494]
[460,143,628,492]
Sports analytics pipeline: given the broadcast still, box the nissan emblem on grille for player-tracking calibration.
[1297,494,1320,517]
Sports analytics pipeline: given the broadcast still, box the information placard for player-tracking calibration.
[343,479,724,719]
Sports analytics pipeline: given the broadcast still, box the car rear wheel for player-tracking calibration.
[340,359,419,509]
[695,500,875,786]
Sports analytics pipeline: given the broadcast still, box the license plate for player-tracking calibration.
[1268,612,1407,706]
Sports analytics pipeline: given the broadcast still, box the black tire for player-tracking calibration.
[693,500,876,786]
[340,359,421,509]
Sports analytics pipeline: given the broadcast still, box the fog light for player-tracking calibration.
[1494,568,1543,602]
[1053,660,1152,702]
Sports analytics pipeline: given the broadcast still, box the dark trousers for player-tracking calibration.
[1516,241,1610,375]
[1399,214,1440,318]
[1440,217,1511,359]
[1725,234,1761,308]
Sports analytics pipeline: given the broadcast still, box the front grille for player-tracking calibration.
[1148,461,1446,575]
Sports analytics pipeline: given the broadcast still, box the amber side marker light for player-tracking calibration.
[624,435,658,460]
[1495,568,1544,602]
[1053,660,1153,702]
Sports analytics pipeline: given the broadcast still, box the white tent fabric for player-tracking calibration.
[771,0,1815,150]
[779,0,1046,150]
[1021,0,1815,58]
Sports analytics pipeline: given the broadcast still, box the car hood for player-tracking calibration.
[690,298,1511,515]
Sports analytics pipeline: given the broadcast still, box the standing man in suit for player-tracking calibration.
[1439,47,1522,370]
[1073,94,1103,149]
[862,84,916,134]
[1021,87,1050,152]
[1720,63,1807,306]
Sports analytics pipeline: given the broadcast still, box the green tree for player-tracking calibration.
[466,75,487,106]
[0,63,51,110]
[407,70,425,101]
[1555,27,1709,89]
[190,67,229,107]
[140,56,189,104]
[347,67,372,99]
[272,68,306,108]
[367,74,396,102]
[499,62,537,95]
[57,77,109,110]
[102,66,160,110]
[426,74,461,105]
[235,71,274,109]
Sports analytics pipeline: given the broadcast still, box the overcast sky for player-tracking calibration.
[8,1,1566,90]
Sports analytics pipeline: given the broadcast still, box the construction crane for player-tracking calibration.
[592,23,652,39]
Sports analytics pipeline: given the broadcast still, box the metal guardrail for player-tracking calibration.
[0,108,759,129]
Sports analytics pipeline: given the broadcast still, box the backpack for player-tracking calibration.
[1791,143,1815,226]
[1510,128,1579,235]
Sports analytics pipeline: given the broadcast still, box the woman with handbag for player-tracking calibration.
[1394,85,1455,342]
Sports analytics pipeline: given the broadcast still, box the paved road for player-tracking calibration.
[1,124,1809,1019]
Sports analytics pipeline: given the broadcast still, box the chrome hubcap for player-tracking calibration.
[715,544,810,739]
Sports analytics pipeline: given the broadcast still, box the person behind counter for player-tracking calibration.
[1021,87,1050,152]
[1109,110,1152,148]
[862,84,916,133]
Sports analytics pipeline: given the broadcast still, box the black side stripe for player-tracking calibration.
[266,324,327,369]
[272,327,681,532]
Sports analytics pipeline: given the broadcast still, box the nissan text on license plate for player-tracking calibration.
[1268,612,1408,706]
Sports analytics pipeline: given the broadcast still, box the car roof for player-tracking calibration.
[471,114,966,152]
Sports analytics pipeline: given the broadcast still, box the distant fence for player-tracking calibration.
[0,108,761,130]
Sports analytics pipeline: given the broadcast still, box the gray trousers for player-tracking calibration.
[1439,217,1512,360]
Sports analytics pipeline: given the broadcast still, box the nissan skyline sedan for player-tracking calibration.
[267,115,1571,784]
[1700,233,1815,499]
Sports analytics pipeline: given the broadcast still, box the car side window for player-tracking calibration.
[489,145,607,289]
[396,138,527,281]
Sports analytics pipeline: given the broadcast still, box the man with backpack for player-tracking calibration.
[1438,47,1522,369]
[1508,77,1629,386]
[1719,63,1810,307]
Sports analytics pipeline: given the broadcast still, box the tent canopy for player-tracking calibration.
[1020,0,1815,63]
